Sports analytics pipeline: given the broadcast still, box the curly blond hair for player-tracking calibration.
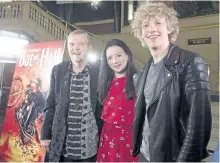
[130,2,179,46]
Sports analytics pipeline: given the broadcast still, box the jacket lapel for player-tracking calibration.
[148,45,176,106]
[60,63,71,119]
[134,58,152,125]
[88,63,99,112]
[148,65,173,107]
[135,59,152,109]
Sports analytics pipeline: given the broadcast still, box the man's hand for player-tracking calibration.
[40,139,51,151]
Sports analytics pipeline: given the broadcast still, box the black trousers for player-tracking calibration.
[59,155,97,162]
[44,151,49,162]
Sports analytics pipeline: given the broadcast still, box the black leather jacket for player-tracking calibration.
[132,44,212,162]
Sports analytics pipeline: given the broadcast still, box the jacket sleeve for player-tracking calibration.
[95,100,104,136]
[177,56,212,161]
[133,73,138,93]
[133,70,142,93]
[40,66,56,140]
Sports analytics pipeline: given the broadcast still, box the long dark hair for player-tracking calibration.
[98,39,137,104]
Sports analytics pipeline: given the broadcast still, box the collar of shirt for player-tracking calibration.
[68,61,89,75]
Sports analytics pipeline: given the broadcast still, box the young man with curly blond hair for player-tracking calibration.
[131,2,212,162]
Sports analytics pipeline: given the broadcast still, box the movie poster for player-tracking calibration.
[0,41,65,162]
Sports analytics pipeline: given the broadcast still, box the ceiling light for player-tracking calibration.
[91,0,100,10]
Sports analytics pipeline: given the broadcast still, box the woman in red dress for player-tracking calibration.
[97,39,138,162]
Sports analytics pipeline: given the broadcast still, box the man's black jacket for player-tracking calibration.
[132,44,212,162]
[41,61,103,162]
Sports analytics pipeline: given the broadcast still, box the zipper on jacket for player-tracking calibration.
[180,119,186,134]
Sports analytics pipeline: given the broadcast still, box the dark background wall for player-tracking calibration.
[78,23,115,35]
[41,1,115,23]
[40,1,121,34]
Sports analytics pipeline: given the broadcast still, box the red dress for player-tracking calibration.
[97,77,138,162]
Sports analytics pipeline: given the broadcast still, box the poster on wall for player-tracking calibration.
[0,41,65,162]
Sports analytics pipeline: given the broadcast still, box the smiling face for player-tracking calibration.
[141,16,171,50]
[67,33,90,63]
[106,46,128,78]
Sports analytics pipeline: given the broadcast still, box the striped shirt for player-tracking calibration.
[62,63,98,160]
